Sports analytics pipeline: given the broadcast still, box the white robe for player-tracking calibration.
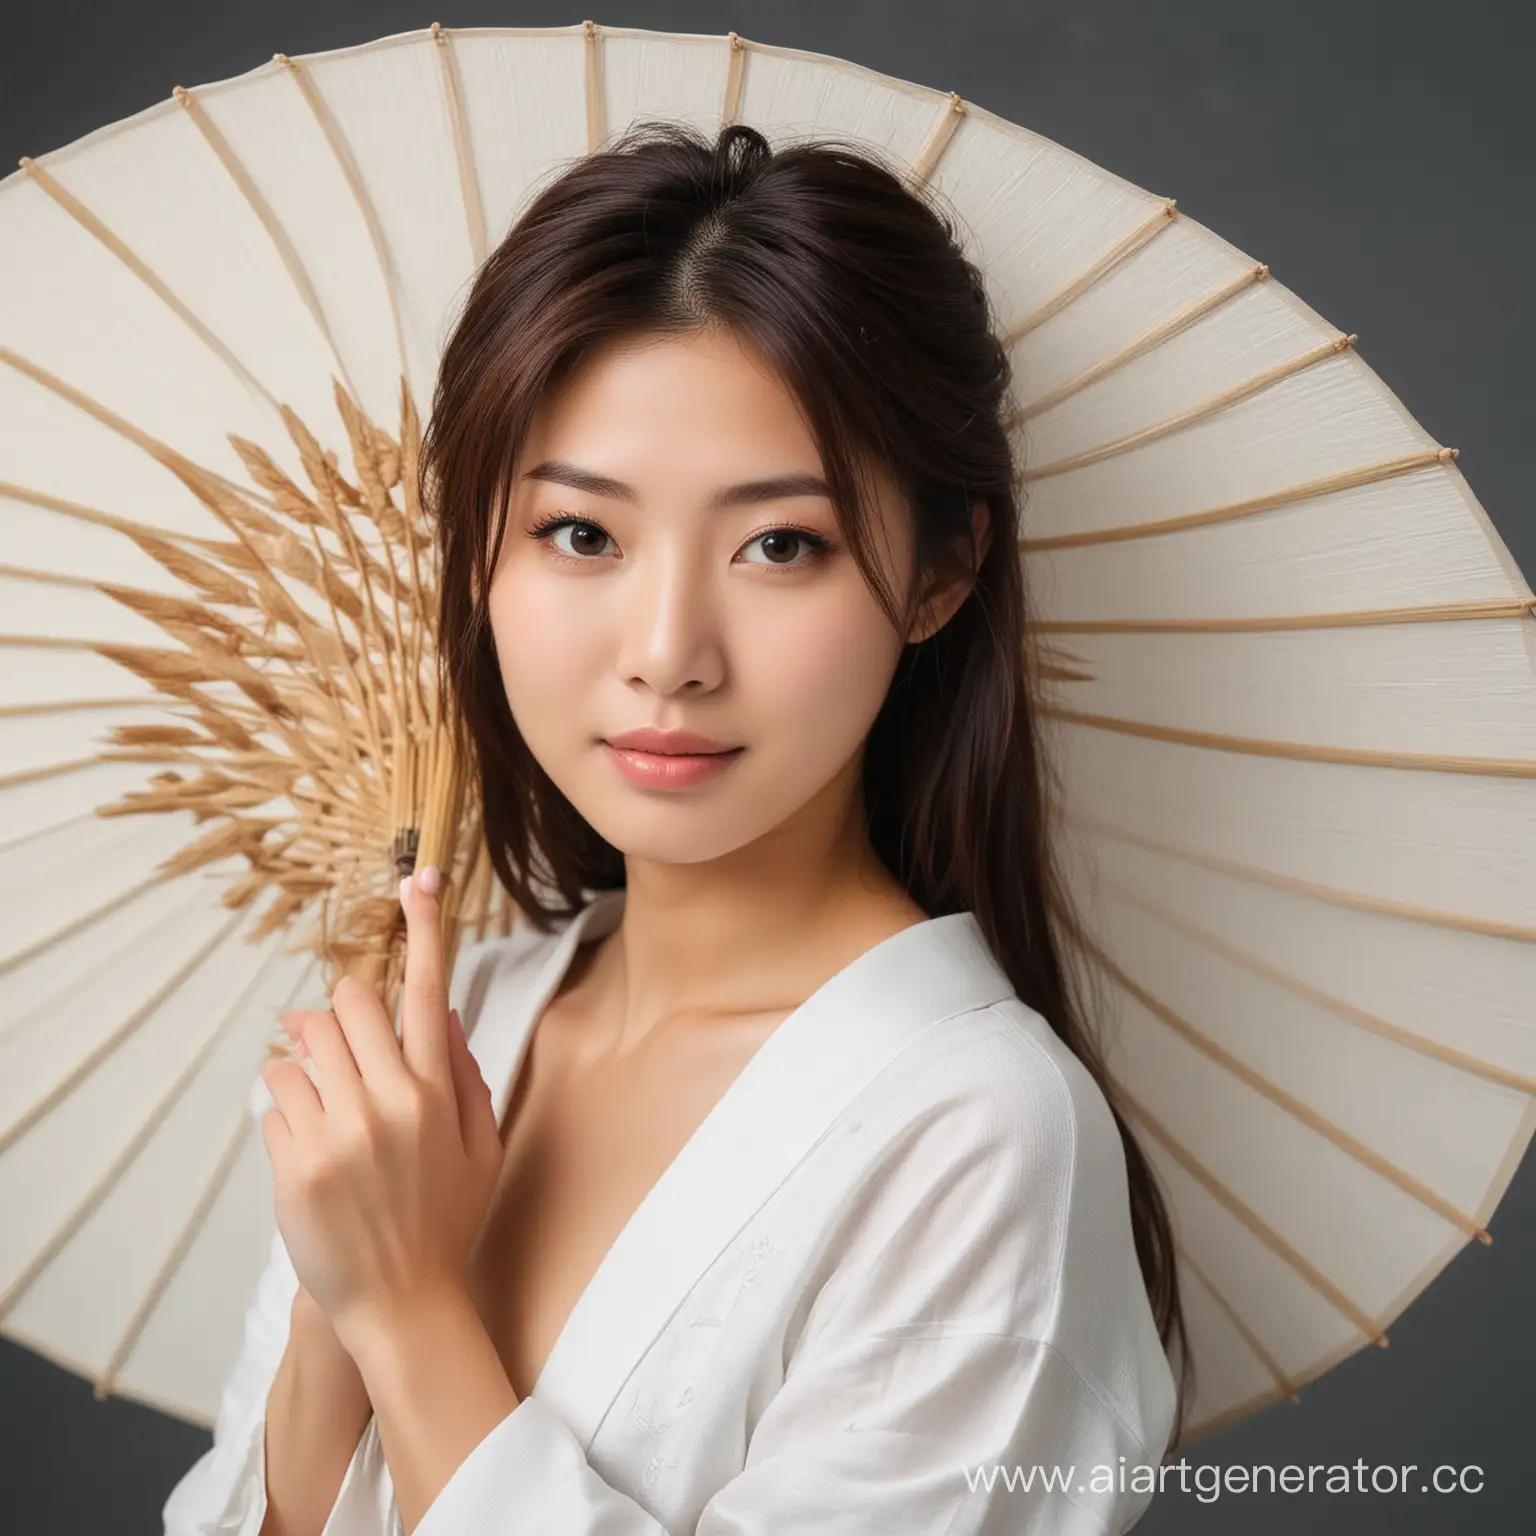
[162,889,1177,1535]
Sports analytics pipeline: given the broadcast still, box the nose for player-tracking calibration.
[613,535,726,697]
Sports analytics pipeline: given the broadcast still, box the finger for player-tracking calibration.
[259,1055,323,1138]
[398,865,450,1086]
[283,1008,333,1064]
[329,975,413,1093]
[260,1105,293,1177]
[446,1007,500,1164]
[277,1010,310,1061]
[295,1008,365,1115]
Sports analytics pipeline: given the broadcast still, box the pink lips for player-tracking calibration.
[601,727,745,790]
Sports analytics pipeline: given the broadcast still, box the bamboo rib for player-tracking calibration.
[1044,703,1536,782]
[93,954,315,1401]
[1101,877,1536,1096]
[0,913,246,1167]
[0,806,96,858]
[1112,1082,1390,1345]
[582,20,606,154]
[1176,1242,1302,1403]
[1031,595,1536,634]
[1023,335,1357,481]
[0,696,157,720]
[0,881,224,1052]
[1019,448,1458,550]
[430,23,487,269]
[1002,199,1178,346]
[1083,931,1494,1243]
[17,157,281,416]
[1,564,129,592]
[0,479,156,539]
[0,634,145,653]
[0,562,309,653]
[171,83,361,406]
[1015,264,1269,423]
[905,92,965,191]
[1070,810,1536,944]
[0,939,286,1325]
[721,33,748,125]
[97,1105,249,1401]
[0,868,170,979]
[0,351,282,515]
[274,52,415,416]
[0,755,120,792]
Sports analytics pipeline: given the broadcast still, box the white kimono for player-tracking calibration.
[163,888,1177,1535]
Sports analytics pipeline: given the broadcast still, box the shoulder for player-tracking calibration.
[811,998,1172,1445]
[852,997,1129,1233]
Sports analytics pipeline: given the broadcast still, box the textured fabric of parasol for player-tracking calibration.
[0,21,1532,1439]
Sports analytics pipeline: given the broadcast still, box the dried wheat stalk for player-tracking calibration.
[91,378,511,1013]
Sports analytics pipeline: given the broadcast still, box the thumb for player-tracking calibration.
[445,1007,501,1169]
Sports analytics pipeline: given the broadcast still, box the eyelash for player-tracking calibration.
[524,512,835,572]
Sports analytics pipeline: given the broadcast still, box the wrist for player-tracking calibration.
[291,1285,366,1370]
[343,1283,501,1405]
[292,1282,340,1339]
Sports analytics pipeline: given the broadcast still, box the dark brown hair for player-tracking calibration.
[422,119,1190,1447]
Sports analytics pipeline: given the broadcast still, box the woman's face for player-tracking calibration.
[486,326,920,868]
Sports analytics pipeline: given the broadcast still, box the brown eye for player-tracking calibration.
[759,531,800,564]
[565,523,609,556]
[527,513,615,561]
[739,526,832,570]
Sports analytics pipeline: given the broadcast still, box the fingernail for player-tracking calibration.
[449,1007,465,1043]
[296,1037,309,1060]
[399,874,412,906]
[418,865,442,898]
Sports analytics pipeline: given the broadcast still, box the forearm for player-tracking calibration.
[345,1287,521,1536]
[259,1287,374,1536]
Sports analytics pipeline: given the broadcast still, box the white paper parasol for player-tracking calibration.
[1,20,1532,1443]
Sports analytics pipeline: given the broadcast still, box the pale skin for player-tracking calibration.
[256,325,991,1534]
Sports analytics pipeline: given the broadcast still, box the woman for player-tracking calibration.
[163,120,1190,1536]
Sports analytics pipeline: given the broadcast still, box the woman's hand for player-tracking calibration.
[258,865,505,1358]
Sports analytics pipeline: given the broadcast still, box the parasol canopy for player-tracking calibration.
[0,19,1532,1443]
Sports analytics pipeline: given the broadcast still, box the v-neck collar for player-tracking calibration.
[466,888,1016,1450]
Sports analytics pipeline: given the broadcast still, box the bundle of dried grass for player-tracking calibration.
[90,377,506,1015]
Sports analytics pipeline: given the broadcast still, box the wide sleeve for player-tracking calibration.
[413,1013,1177,1535]
[160,1103,382,1535]
[159,1217,296,1535]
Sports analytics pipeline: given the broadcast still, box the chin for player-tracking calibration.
[589,820,768,867]
[571,779,783,867]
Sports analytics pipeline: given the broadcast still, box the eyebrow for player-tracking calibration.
[520,459,833,511]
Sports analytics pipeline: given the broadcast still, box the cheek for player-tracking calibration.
[738,584,902,765]
[485,561,602,738]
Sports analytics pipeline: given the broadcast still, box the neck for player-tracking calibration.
[584,758,927,1053]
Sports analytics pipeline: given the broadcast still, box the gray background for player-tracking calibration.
[1,1,1531,1531]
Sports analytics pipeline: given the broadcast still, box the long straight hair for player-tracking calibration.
[422,119,1191,1447]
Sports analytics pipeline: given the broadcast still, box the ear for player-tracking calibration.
[907,497,992,645]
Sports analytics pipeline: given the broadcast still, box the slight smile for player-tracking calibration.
[600,730,746,791]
